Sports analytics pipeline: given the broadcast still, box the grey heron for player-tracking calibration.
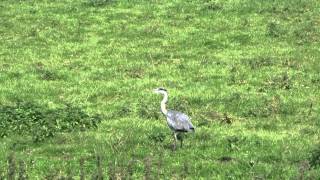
[153,87,195,150]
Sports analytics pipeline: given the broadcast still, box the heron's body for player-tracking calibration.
[154,87,195,150]
[166,110,194,132]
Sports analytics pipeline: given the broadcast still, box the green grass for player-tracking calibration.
[1,0,320,178]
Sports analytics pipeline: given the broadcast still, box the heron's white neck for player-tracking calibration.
[160,92,168,115]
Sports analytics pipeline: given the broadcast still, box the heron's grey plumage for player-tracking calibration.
[153,87,195,150]
[166,110,194,132]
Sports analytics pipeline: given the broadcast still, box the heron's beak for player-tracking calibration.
[153,89,158,93]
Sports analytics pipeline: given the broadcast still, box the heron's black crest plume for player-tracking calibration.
[158,88,167,91]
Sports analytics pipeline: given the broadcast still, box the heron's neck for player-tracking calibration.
[161,93,168,115]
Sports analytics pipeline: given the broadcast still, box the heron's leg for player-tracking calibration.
[180,136,183,148]
[173,132,177,150]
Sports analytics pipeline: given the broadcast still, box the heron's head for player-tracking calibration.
[153,87,167,95]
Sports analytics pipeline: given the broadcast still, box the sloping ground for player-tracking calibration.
[0,0,319,178]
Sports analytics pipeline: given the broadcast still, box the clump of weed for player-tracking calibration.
[311,75,320,85]
[92,155,104,180]
[18,160,27,180]
[7,153,16,180]
[38,69,63,81]
[148,130,166,144]
[112,105,132,119]
[266,20,285,38]
[264,72,291,90]
[108,161,116,180]
[242,57,275,70]
[309,144,320,168]
[202,0,223,11]
[298,160,310,180]
[246,96,282,117]
[44,168,59,180]
[126,159,135,179]
[80,158,85,180]
[144,156,152,180]
[218,156,233,163]
[199,111,234,127]
[143,23,165,37]
[221,113,233,124]
[197,111,220,127]
[197,118,212,127]
[282,59,301,69]
[227,136,243,152]
[228,65,247,85]
[195,131,212,142]
[157,152,163,179]
[181,161,190,179]
[0,101,102,142]
[293,18,319,44]
[6,72,22,79]
[125,67,144,79]
[34,63,64,81]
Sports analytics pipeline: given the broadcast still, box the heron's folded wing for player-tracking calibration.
[167,111,193,131]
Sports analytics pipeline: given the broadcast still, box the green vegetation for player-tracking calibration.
[0,101,101,142]
[1,0,320,178]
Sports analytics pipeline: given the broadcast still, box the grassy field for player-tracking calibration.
[1,0,320,179]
